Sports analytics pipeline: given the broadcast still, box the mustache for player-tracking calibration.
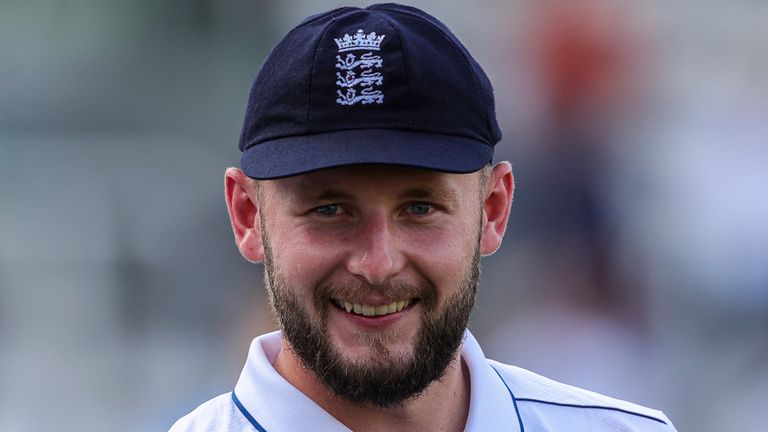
[315,280,438,309]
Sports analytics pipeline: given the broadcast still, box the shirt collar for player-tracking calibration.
[462,330,522,432]
[234,331,349,431]
[234,330,521,432]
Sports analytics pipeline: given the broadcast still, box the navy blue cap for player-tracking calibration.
[239,3,501,179]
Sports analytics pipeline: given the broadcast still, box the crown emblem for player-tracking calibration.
[334,29,386,52]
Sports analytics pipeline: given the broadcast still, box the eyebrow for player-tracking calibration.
[314,190,355,202]
[286,187,354,205]
[399,186,460,207]
[283,180,461,207]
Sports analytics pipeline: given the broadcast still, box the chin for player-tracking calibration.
[329,328,416,361]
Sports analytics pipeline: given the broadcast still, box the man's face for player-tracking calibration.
[257,165,485,407]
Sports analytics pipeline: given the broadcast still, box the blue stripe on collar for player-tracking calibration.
[232,391,268,432]
[513,398,669,425]
[491,365,526,432]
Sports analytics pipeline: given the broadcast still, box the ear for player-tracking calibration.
[479,162,514,256]
[224,168,265,263]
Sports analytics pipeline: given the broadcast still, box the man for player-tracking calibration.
[170,4,676,431]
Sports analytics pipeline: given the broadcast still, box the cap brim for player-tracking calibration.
[240,129,493,179]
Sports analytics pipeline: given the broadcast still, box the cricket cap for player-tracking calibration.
[239,3,501,179]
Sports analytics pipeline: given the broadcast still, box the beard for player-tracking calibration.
[261,229,481,408]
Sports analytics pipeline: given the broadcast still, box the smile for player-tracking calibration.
[333,299,413,317]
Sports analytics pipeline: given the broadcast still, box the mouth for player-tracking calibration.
[332,298,416,317]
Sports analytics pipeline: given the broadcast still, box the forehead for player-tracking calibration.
[260,165,480,201]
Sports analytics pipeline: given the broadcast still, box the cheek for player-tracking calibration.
[405,222,479,288]
[426,210,479,249]
[271,229,348,288]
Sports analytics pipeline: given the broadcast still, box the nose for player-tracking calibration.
[345,214,406,286]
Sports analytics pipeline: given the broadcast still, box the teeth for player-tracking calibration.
[335,299,413,316]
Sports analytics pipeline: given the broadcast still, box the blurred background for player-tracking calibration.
[1,0,766,430]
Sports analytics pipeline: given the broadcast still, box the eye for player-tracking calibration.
[315,204,342,216]
[407,202,433,215]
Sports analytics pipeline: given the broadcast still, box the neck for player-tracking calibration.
[273,340,471,432]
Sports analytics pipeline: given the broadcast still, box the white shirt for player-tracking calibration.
[169,331,676,431]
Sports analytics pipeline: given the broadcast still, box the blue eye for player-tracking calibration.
[408,202,433,215]
[316,204,340,215]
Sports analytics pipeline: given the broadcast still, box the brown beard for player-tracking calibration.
[261,227,481,408]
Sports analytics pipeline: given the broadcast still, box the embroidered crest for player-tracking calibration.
[334,29,385,106]
[334,29,385,52]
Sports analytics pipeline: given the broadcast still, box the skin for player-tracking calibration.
[224,163,514,432]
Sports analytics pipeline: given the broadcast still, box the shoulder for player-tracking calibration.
[168,392,253,432]
[488,360,677,432]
